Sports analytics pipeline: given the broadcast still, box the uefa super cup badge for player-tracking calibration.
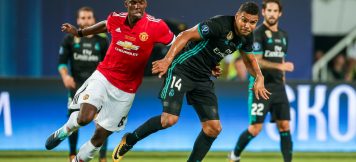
[139,32,149,42]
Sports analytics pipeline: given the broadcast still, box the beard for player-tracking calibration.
[79,24,91,29]
[266,17,278,26]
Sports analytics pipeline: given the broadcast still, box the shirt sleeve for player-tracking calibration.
[106,12,114,33]
[240,33,254,53]
[284,32,289,55]
[252,30,264,55]
[100,35,109,61]
[155,20,175,45]
[197,16,223,39]
[58,35,71,70]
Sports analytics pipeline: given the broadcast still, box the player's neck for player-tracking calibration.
[126,15,140,28]
[263,21,278,32]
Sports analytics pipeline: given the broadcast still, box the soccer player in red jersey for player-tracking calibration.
[45,0,175,161]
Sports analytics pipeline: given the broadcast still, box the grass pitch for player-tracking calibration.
[0,151,355,162]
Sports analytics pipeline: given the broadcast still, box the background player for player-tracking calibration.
[45,0,175,161]
[228,0,294,162]
[112,2,270,162]
[58,6,109,162]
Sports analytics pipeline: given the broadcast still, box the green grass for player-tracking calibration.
[0,151,355,162]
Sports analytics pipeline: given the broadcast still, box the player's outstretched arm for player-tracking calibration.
[256,55,294,72]
[152,25,202,78]
[61,20,107,37]
[240,51,271,100]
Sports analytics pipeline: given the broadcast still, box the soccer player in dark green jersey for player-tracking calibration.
[112,2,271,162]
[228,1,294,162]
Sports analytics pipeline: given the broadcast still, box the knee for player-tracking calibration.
[77,104,97,126]
[248,124,263,136]
[161,114,178,128]
[203,122,222,137]
[77,115,93,126]
[278,121,290,132]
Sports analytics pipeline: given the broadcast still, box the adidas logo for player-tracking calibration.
[116,27,121,33]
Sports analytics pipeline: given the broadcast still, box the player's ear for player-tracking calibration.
[261,9,266,17]
[278,11,282,17]
[76,18,80,27]
[124,0,129,8]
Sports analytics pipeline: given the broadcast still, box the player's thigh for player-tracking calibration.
[270,91,290,122]
[189,81,219,122]
[159,72,191,116]
[69,71,107,111]
[95,83,135,132]
[248,90,271,124]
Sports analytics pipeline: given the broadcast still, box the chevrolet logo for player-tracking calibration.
[116,41,139,51]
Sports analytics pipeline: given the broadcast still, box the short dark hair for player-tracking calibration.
[77,6,95,19]
[262,0,282,12]
[238,1,259,15]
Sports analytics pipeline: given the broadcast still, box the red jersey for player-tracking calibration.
[97,12,174,93]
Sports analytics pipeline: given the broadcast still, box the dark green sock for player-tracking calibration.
[280,131,293,162]
[233,129,255,156]
[68,130,78,155]
[126,115,164,145]
[187,130,216,162]
[99,139,108,159]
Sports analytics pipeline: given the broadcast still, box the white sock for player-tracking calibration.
[229,151,240,161]
[64,111,80,134]
[74,141,101,162]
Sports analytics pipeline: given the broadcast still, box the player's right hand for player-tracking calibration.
[152,58,171,78]
[281,62,294,72]
[252,75,271,100]
[61,23,79,36]
[62,75,76,90]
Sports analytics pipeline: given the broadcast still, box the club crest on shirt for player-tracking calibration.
[226,31,234,40]
[74,37,81,44]
[265,30,272,39]
[139,32,149,42]
[83,94,89,100]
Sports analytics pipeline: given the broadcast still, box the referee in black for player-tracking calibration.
[229,1,294,162]
[58,7,109,162]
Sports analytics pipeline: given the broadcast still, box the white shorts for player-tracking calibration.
[69,70,135,132]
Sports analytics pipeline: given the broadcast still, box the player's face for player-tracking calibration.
[262,2,282,26]
[125,0,147,19]
[77,11,95,29]
[235,12,259,36]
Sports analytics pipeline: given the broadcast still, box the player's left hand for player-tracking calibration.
[211,63,222,78]
[152,58,172,78]
[252,75,271,100]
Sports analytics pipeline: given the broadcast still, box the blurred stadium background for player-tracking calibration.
[0,0,356,161]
